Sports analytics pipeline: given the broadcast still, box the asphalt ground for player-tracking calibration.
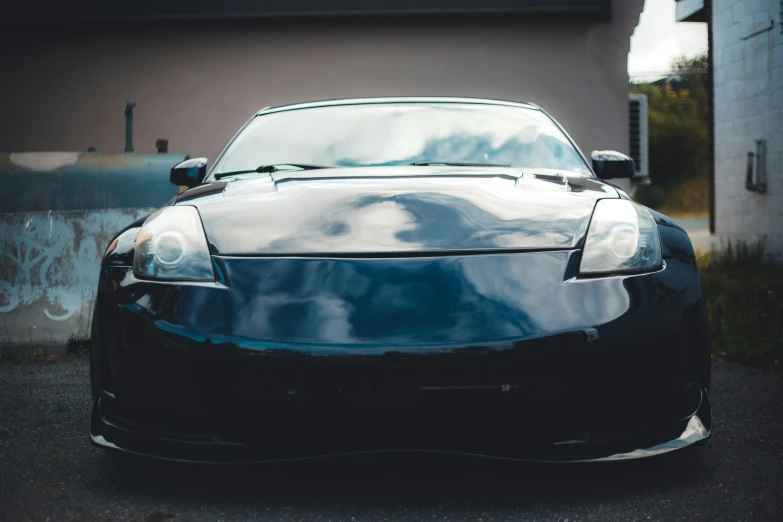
[1,356,782,522]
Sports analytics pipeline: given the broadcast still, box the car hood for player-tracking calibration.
[181,166,618,255]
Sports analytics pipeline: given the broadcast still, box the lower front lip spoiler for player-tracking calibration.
[588,390,711,462]
[89,389,712,464]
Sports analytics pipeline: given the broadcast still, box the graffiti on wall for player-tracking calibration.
[0,209,150,323]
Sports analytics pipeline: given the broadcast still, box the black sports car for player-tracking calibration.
[90,97,711,463]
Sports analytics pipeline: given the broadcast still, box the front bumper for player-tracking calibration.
[92,251,712,463]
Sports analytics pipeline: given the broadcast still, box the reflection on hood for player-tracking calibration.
[196,176,607,254]
[168,252,631,347]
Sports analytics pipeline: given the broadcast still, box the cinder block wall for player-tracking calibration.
[712,0,783,258]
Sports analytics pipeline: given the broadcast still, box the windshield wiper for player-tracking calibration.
[213,164,329,180]
[411,161,511,167]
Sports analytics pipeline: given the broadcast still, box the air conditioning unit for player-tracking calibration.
[629,94,649,178]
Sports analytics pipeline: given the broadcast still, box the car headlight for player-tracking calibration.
[133,206,214,281]
[580,199,662,275]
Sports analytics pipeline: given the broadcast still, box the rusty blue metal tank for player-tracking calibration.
[0,152,186,212]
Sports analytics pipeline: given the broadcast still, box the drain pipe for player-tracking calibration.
[746,140,768,194]
[124,101,136,153]
[755,139,767,194]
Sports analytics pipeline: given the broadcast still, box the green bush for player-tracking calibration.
[630,56,709,189]
[633,184,667,210]
[699,239,783,370]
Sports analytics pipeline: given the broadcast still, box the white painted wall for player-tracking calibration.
[712,0,783,258]
[0,5,643,180]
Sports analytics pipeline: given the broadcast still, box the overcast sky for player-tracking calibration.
[628,0,708,80]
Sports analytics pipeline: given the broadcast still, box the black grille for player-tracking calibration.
[629,99,642,172]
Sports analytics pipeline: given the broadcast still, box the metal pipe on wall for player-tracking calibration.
[124,101,136,153]
[745,140,768,194]
[755,139,767,194]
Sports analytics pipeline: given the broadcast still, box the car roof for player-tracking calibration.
[256,97,540,116]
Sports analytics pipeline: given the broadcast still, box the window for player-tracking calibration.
[211,103,591,178]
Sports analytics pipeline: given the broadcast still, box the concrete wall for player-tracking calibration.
[0,209,152,358]
[0,4,643,167]
[712,0,783,258]
[0,152,183,357]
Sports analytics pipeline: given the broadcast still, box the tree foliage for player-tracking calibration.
[631,55,709,188]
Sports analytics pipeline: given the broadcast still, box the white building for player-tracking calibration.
[678,0,783,258]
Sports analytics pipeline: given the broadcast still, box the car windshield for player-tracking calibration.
[210,102,592,179]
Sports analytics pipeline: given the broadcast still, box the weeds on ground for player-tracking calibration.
[698,239,783,370]
[4,348,63,363]
[67,335,91,356]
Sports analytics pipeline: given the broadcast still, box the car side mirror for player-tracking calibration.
[170,157,208,187]
[591,150,635,180]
